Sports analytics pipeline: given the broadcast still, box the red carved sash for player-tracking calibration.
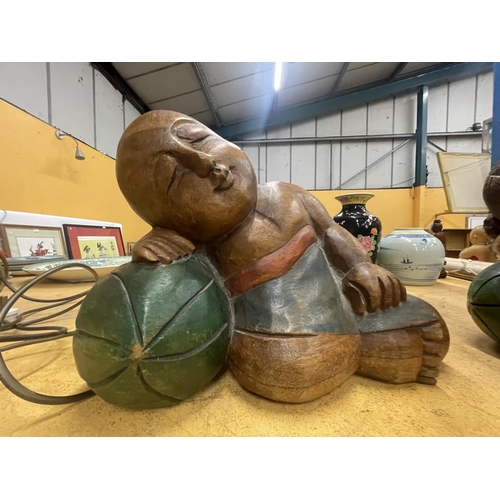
[224,225,317,297]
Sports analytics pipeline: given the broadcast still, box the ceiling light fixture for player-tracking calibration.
[274,62,283,91]
[55,129,85,161]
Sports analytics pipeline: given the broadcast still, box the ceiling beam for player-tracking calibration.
[91,63,150,115]
[388,62,408,82]
[330,62,350,95]
[216,62,493,140]
[191,62,223,128]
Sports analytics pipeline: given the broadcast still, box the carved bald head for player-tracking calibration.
[470,226,488,245]
[116,110,258,242]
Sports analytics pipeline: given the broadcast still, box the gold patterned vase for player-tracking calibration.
[333,192,382,264]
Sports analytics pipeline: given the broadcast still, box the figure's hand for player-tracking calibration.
[342,262,407,315]
[132,228,195,265]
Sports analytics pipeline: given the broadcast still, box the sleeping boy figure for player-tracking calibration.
[116,111,449,403]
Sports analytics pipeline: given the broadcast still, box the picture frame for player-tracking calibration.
[0,224,67,258]
[467,216,487,229]
[63,224,125,259]
[436,152,490,214]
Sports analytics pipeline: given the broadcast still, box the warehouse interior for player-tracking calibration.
[1,57,500,456]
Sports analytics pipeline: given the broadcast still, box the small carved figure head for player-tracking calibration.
[116,111,258,243]
[469,226,488,245]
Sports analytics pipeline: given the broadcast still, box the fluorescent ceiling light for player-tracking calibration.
[274,62,283,91]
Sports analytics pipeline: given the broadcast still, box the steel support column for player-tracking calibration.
[492,62,500,166]
[415,86,429,187]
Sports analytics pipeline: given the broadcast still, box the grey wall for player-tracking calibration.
[240,72,493,189]
[0,62,141,159]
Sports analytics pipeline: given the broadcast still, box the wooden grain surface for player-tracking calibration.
[1,275,500,437]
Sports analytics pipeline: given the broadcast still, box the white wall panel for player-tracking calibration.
[394,93,417,133]
[242,143,260,182]
[427,139,446,188]
[476,72,493,123]
[242,130,266,183]
[317,113,341,189]
[340,106,367,189]
[50,62,94,146]
[367,98,393,134]
[392,93,416,188]
[366,140,393,188]
[94,70,124,158]
[266,124,291,183]
[447,137,482,153]
[366,98,393,188]
[428,83,448,133]
[392,141,415,187]
[0,62,144,162]
[447,77,476,131]
[124,100,141,129]
[0,62,48,122]
[291,118,315,189]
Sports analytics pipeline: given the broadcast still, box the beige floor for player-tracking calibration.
[1,274,500,437]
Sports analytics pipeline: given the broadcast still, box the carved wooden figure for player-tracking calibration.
[459,226,498,263]
[483,163,500,257]
[467,162,500,343]
[429,219,446,247]
[115,110,450,404]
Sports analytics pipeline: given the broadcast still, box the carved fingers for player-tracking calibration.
[343,263,407,315]
[132,228,195,265]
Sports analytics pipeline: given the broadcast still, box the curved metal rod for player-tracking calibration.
[0,262,99,405]
[1,273,90,304]
[0,252,8,293]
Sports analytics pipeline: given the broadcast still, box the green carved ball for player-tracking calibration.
[73,256,233,409]
[467,262,500,343]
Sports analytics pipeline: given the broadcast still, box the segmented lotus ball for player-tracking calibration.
[73,256,233,409]
[467,262,500,343]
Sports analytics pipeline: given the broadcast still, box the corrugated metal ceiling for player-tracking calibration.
[111,62,447,129]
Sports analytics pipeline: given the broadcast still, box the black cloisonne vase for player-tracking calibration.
[333,193,382,264]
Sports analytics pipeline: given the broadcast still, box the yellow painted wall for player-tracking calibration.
[0,98,468,246]
[0,99,150,245]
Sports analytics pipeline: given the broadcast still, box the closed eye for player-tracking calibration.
[190,135,209,145]
[188,135,211,151]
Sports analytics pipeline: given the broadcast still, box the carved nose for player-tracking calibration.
[213,163,230,179]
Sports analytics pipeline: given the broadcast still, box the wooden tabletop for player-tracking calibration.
[1,274,500,437]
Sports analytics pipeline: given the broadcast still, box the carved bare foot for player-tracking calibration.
[132,228,195,265]
[413,320,450,385]
[357,318,450,386]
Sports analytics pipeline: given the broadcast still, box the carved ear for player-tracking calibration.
[170,118,214,178]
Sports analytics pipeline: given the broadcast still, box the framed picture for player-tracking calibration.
[437,152,490,214]
[63,224,125,259]
[0,224,67,258]
[467,216,487,229]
